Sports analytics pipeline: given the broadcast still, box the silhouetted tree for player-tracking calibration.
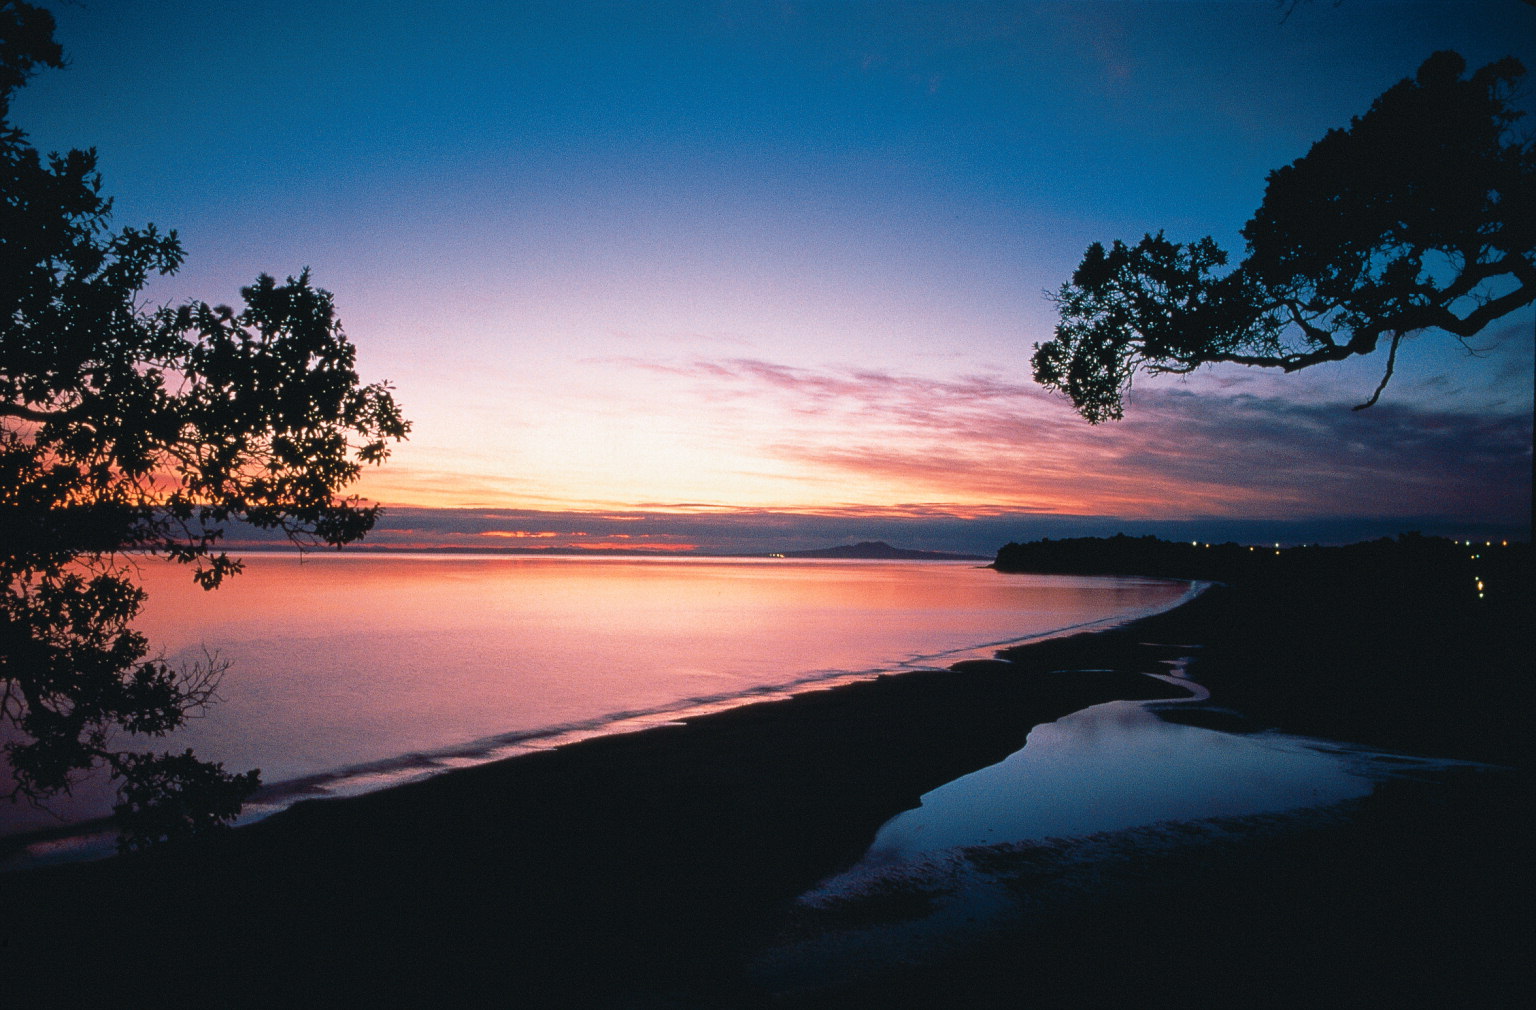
[1,2,408,848]
[1033,51,1535,422]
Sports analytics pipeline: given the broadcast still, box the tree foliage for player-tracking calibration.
[1033,51,1536,422]
[1,2,408,848]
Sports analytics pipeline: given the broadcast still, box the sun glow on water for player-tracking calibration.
[0,554,1191,841]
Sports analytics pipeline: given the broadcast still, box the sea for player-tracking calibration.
[1,552,1465,871]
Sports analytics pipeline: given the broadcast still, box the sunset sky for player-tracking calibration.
[16,0,1534,553]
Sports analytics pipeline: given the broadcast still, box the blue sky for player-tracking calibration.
[13,0,1534,551]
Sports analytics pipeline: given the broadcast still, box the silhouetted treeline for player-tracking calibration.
[994,531,1526,603]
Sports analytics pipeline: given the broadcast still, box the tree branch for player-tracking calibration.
[0,400,87,423]
[1411,277,1536,337]
[1353,331,1403,410]
[1186,343,1358,372]
[1280,298,1337,346]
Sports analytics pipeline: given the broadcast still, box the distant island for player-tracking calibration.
[769,541,990,561]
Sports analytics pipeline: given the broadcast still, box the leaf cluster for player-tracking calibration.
[1033,52,1536,422]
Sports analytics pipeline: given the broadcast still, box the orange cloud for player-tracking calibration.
[478,530,561,538]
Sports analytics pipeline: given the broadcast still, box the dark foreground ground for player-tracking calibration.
[2,539,1530,1007]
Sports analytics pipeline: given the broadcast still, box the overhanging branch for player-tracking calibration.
[1353,331,1404,410]
[0,400,87,423]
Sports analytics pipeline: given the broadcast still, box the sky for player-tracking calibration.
[13,0,1534,554]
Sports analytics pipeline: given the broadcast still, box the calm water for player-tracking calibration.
[1,554,1192,845]
[760,661,1486,988]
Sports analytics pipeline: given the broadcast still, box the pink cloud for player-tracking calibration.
[644,356,1529,521]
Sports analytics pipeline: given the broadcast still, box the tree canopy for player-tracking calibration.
[1033,51,1536,423]
[1,1,408,848]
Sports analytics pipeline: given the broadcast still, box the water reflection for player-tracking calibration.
[2,555,1190,840]
[859,700,1375,865]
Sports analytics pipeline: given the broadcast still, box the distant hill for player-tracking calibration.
[775,541,989,561]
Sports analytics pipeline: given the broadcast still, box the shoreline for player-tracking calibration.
[0,576,1205,872]
[2,595,1200,1005]
[2,571,1529,1006]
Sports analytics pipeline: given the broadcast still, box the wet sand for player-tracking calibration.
[2,554,1530,1007]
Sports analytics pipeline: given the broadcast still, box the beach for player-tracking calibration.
[1,550,1530,1007]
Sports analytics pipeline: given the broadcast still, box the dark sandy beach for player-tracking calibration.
[2,544,1530,1007]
